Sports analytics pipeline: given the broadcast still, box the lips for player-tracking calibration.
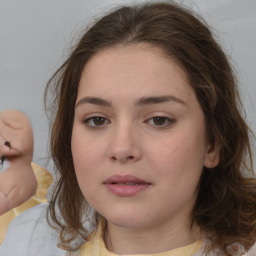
[103,174,151,197]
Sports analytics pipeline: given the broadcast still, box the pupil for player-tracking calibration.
[153,117,165,125]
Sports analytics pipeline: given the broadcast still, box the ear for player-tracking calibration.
[204,143,220,168]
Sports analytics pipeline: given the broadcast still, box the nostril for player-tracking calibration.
[110,155,135,162]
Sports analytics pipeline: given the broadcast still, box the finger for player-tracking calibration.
[1,142,20,157]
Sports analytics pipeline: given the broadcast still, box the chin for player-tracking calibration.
[104,209,152,229]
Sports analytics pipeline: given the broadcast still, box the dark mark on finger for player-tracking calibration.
[4,141,11,147]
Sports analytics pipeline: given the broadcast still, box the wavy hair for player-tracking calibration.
[45,1,256,254]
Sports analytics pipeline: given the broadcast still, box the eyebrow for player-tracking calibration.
[75,95,186,108]
[136,96,186,106]
[76,97,112,107]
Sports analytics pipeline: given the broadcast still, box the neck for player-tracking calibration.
[104,217,201,255]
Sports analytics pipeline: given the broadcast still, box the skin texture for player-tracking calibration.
[0,110,37,215]
[71,44,219,254]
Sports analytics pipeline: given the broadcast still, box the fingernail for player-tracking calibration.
[4,141,11,147]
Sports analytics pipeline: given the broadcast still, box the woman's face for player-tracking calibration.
[71,44,218,232]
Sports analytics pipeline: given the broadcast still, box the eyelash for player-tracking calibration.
[82,116,175,129]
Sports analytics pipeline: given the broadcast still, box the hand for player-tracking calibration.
[0,110,33,162]
[0,110,37,215]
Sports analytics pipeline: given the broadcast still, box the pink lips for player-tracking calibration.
[103,174,151,197]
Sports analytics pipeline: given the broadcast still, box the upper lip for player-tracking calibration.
[103,174,151,185]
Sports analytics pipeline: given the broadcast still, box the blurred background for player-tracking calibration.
[0,0,255,172]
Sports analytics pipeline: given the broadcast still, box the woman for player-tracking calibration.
[1,2,256,255]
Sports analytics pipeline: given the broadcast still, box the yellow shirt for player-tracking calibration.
[80,220,202,256]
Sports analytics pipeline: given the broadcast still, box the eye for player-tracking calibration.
[146,116,175,128]
[83,116,110,127]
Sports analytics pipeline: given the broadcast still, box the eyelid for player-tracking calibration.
[81,112,109,121]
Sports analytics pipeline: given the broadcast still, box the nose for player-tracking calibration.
[107,123,142,164]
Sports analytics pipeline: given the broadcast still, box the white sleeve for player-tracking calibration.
[0,203,65,256]
[246,242,256,256]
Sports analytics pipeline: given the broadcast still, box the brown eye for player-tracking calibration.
[83,116,110,127]
[92,117,106,126]
[152,117,167,126]
[146,116,175,128]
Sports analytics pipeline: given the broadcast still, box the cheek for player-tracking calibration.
[72,144,95,179]
[72,146,97,200]
[72,126,102,164]
[71,130,105,188]
[148,128,207,178]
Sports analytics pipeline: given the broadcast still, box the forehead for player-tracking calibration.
[77,44,194,103]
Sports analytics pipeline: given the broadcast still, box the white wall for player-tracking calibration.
[0,0,255,171]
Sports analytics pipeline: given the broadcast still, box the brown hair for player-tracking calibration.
[45,1,256,254]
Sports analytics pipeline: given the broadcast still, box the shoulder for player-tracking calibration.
[192,240,256,256]
[246,242,256,256]
[0,203,66,256]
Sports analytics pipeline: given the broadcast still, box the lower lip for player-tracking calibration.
[104,184,151,197]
